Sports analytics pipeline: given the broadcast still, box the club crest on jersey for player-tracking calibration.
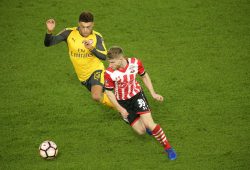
[88,39,94,44]
[129,65,136,73]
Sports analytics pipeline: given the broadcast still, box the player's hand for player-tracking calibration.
[119,107,129,119]
[46,19,56,33]
[83,40,94,51]
[152,93,164,102]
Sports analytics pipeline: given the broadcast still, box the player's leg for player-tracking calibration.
[139,112,157,130]
[91,84,103,101]
[99,70,114,108]
[101,91,114,108]
[89,70,114,108]
[132,91,153,135]
[140,113,177,160]
[125,110,146,135]
[123,116,152,135]
[130,118,147,135]
[140,113,171,148]
[91,84,114,108]
[118,99,147,135]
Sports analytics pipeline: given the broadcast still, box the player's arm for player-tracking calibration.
[137,58,164,102]
[105,90,129,119]
[44,30,70,47]
[44,19,71,47]
[84,34,107,60]
[141,73,164,102]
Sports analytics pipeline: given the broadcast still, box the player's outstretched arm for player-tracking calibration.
[141,73,164,102]
[44,19,71,47]
[105,90,129,119]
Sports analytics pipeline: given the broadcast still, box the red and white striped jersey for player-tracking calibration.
[105,58,146,100]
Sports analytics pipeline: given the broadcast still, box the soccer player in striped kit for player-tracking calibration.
[104,46,177,160]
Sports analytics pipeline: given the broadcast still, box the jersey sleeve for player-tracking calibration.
[104,71,114,90]
[91,33,107,60]
[44,29,72,47]
[137,59,146,76]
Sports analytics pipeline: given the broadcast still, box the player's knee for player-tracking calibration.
[91,93,101,102]
[144,121,157,130]
[135,128,146,135]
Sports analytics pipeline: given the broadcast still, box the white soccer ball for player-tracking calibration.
[39,140,58,159]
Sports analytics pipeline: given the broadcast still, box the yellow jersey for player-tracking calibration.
[44,27,107,82]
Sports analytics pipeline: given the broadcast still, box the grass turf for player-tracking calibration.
[0,0,249,169]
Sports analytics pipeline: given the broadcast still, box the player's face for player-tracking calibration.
[78,22,94,37]
[108,58,122,70]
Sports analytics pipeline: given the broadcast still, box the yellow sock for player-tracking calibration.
[101,92,115,108]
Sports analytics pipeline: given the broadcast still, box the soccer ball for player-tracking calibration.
[39,140,58,159]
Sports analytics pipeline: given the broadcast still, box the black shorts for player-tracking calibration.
[81,70,104,91]
[118,91,151,126]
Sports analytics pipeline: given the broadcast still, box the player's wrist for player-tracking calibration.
[47,30,53,34]
[150,90,156,96]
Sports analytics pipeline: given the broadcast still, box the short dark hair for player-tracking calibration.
[79,11,94,22]
[107,46,124,59]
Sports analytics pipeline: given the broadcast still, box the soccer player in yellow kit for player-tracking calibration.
[44,11,113,107]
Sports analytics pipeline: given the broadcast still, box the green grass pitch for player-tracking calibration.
[0,0,249,169]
